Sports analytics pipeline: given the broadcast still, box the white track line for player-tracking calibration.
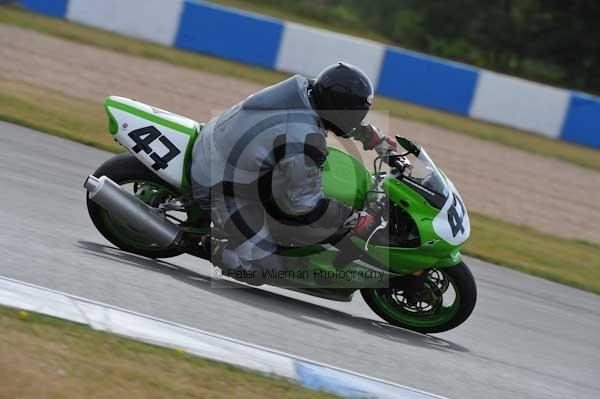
[0,275,447,399]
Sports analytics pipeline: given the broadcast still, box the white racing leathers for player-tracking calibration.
[190,75,354,271]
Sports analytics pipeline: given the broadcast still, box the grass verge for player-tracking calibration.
[466,214,600,294]
[0,305,339,399]
[1,80,598,294]
[1,5,600,171]
[0,80,121,153]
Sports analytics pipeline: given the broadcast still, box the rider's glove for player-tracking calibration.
[352,123,397,155]
[373,136,398,157]
[343,202,383,239]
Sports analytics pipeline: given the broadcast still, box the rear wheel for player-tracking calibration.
[361,262,477,333]
[86,153,184,259]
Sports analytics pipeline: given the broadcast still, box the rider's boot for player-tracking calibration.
[208,237,265,286]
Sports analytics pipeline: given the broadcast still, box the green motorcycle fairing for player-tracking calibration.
[280,146,470,287]
[321,147,373,209]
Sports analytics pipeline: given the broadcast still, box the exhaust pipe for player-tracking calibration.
[84,175,182,249]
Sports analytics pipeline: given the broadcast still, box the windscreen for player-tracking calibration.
[403,149,449,198]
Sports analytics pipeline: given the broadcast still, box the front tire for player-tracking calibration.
[86,153,183,259]
[361,262,477,333]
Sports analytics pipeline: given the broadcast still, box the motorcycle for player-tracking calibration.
[84,96,477,333]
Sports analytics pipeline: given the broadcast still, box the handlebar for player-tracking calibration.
[382,151,409,170]
[372,150,412,186]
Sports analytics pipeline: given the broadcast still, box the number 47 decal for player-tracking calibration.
[128,126,181,170]
[447,193,466,238]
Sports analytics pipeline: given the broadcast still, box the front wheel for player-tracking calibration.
[361,262,477,333]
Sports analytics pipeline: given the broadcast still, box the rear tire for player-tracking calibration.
[361,262,477,333]
[86,153,183,259]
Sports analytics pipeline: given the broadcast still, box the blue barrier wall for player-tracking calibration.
[20,0,67,18]
[15,0,600,150]
[175,1,283,69]
[561,93,600,148]
[377,48,479,116]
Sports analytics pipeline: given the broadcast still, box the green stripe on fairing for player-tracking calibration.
[104,98,196,136]
[104,101,119,135]
[181,125,200,190]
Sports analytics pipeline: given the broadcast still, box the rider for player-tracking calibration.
[190,62,397,275]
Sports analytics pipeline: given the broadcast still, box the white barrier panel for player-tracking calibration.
[276,22,385,83]
[469,71,570,138]
[66,0,184,46]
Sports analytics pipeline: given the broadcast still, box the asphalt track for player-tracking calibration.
[1,122,599,398]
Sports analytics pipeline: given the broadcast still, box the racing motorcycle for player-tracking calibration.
[84,96,477,333]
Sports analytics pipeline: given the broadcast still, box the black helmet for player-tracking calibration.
[310,62,374,137]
